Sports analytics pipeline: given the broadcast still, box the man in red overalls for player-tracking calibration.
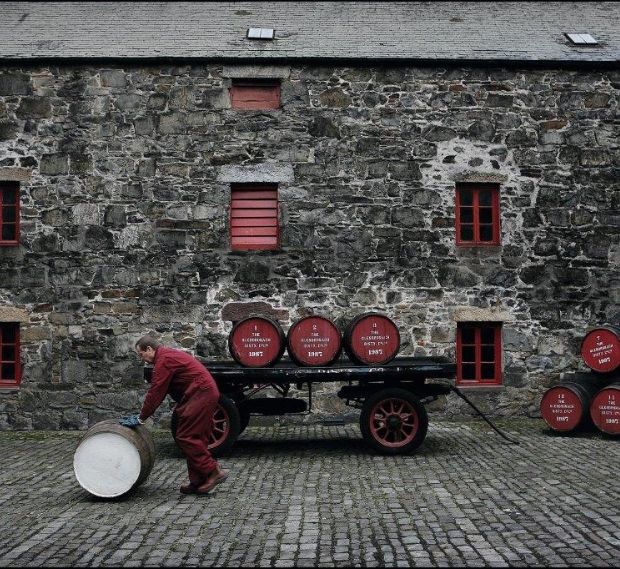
[130,335,228,495]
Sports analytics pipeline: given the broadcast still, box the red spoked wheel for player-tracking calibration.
[370,398,419,447]
[360,388,428,454]
[171,394,240,457]
[208,403,231,450]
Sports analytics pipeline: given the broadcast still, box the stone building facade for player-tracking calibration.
[0,2,618,430]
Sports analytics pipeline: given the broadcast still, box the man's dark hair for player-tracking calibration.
[135,335,161,351]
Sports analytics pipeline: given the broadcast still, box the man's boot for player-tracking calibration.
[180,482,199,494]
[196,466,228,494]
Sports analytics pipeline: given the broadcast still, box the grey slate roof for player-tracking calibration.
[1,1,619,64]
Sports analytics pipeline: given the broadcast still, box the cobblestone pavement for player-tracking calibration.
[0,418,619,567]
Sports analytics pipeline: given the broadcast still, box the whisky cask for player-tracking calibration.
[539,381,599,432]
[580,325,620,374]
[73,420,155,498]
[287,315,342,367]
[589,382,620,435]
[228,315,286,367]
[343,313,400,365]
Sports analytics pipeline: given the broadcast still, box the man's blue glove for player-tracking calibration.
[119,414,143,428]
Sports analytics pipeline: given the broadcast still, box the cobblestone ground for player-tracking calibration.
[0,418,619,567]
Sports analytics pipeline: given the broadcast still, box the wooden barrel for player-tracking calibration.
[343,312,401,365]
[539,381,600,432]
[580,324,620,374]
[73,420,155,498]
[287,315,342,367]
[590,382,620,435]
[228,314,286,367]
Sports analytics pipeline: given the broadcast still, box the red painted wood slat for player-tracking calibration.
[230,190,278,200]
[231,236,278,247]
[231,218,278,227]
[231,199,278,209]
[230,182,279,249]
[231,85,280,110]
[231,209,278,219]
[231,226,278,237]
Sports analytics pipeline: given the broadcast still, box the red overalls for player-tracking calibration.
[139,346,220,486]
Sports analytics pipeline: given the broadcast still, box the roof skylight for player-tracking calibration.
[565,33,599,45]
[247,28,275,40]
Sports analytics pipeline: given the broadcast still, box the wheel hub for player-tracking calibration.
[387,415,401,429]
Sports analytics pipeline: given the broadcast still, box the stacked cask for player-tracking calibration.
[580,325,620,375]
[581,324,620,435]
[589,382,620,435]
[540,323,620,435]
[539,374,605,433]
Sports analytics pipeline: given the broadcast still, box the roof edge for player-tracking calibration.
[0,56,619,71]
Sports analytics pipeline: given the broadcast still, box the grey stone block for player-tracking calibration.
[39,154,69,175]
[217,163,294,183]
[0,73,31,95]
[16,96,52,118]
[100,69,127,88]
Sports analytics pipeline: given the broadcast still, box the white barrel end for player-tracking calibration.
[73,431,142,498]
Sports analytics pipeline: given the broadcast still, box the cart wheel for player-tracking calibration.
[360,388,428,455]
[170,394,240,457]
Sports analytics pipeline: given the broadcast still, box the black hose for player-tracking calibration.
[450,385,520,445]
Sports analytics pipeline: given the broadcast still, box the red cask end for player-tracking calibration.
[539,381,599,432]
[228,315,285,367]
[287,315,342,367]
[580,325,620,374]
[590,383,620,435]
[343,313,400,365]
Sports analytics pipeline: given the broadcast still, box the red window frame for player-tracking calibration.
[230,183,279,250]
[456,322,502,386]
[0,323,21,388]
[230,79,281,110]
[455,183,500,246]
[0,181,20,246]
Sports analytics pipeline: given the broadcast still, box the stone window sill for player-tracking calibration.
[455,385,504,393]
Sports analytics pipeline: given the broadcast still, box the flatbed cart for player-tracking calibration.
[147,356,518,456]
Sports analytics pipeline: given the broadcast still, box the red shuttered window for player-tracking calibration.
[230,80,280,110]
[455,183,500,246]
[0,323,21,388]
[230,184,279,250]
[0,181,20,246]
[457,323,502,386]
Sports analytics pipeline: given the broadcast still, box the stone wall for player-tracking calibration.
[0,62,618,430]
